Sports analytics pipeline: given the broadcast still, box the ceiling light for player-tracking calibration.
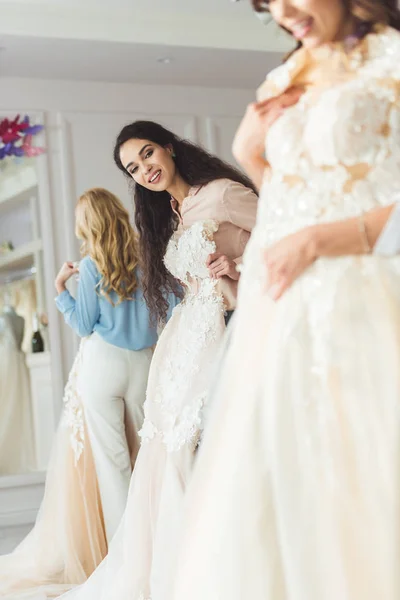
[157,57,172,64]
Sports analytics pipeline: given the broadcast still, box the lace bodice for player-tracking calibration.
[254,26,400,247]
[164,219,218,287]
[238,26,400,361]
[0,311,24,351]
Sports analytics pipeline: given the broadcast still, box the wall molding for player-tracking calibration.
[57,113,80,357]
[0,472,45,554]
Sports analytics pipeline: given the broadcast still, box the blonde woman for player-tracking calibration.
[0,188,177,598]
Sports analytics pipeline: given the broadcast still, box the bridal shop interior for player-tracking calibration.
[0,0,292,554]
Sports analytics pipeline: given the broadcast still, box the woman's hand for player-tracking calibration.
[55,262,79,294]
[207,253,239,281]
[232,86,304,168]
[263,226,318,301]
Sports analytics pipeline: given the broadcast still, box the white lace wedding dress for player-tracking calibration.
[172,26,400,600]
[52,219,227,600]
[0,313,34,474]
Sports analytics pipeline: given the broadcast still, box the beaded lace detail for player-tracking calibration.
[139,220,225,452]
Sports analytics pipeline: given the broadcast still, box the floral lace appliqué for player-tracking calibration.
[62,339,86,464]
[140,220,225,452]
[238,26,400,390]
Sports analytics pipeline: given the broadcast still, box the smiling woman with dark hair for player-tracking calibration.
[113,120,258,323]
[51,121,258,600]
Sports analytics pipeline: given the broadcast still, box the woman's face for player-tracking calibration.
[267,0,349,48]
[119,138,177,192]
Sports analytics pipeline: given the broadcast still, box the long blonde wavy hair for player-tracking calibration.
[75,188,139,305]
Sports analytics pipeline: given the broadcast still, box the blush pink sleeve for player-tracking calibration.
[221,181,258,233]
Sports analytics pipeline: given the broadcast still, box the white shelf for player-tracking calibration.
[0,239,42,273]
[26,351,51,368]
[0,185,38,216]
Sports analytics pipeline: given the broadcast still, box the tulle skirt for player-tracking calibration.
[0,337,145,599]
[0,418,107,598]
[55,288,227,600]
[172,253,400,600]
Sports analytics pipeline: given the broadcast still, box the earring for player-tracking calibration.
[171,150,176,158]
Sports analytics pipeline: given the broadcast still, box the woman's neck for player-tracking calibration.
[334,15,359,43]
[167,176,191,207]
[311,18,371,56]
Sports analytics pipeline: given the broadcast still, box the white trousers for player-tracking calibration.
[78,333,152,542]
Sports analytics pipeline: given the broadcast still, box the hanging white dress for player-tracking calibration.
[0,311,34,474]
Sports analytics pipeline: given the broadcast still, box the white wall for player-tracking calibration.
[0,203,32,248]
[0,77,253,384]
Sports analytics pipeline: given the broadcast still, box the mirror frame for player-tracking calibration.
[0,110,64,481]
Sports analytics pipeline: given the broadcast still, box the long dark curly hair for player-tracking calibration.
[114,120,257,323]
[251,0,400,31]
